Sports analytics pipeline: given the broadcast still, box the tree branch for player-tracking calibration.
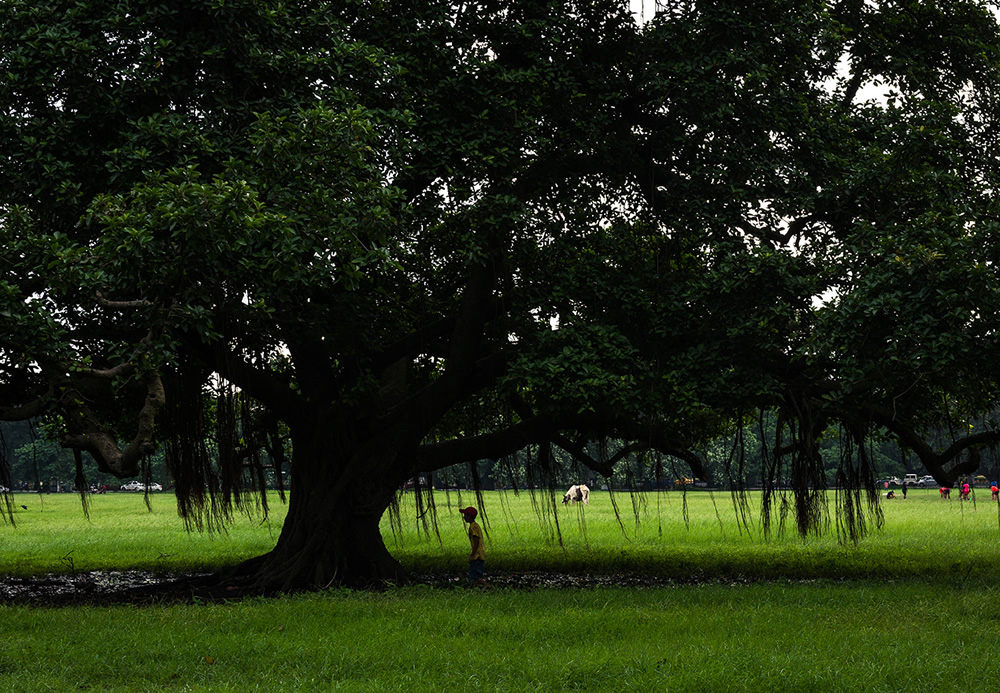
[59,370,165,477]
[95,291,153,310]
[861,401,1000,484]
[0,390,53,422]
[413,411,609,472]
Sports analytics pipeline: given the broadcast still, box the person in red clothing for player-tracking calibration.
[991,483,998,501]
[459,506,490,588]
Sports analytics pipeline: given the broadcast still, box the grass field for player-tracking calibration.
[3,487,1000,691]
[392,485,1000,581]
[4,485,1000,580]
[1,490,284,577]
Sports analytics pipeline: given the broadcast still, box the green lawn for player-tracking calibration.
[2,487,1000,691]
[389,486,1000,581]
[1,490,284,576]
[2,580,999,691]
[5,486,1000,580]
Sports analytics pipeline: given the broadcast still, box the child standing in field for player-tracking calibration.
[459,506,490,589]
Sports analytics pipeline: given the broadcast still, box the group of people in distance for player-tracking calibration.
[884,481,907,500]
[885,478,999,501]
[937,479,990,501]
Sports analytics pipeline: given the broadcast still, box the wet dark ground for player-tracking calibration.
[0,570,208,606]
[0,569,735,606]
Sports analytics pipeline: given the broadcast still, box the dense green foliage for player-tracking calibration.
[2,0,1000,587]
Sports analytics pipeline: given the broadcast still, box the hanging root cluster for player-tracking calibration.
[0,427,14,525]
[161,370,280,533]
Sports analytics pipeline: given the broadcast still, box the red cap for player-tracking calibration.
[459,507,478,519]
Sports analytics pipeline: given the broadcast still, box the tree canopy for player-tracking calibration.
[2,0,1000,589]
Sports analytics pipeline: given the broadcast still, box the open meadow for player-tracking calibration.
[3,487,1000,691]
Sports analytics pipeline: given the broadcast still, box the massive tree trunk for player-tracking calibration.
[227,426,411,592]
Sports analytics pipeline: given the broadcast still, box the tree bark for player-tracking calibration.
[228,427,409,592]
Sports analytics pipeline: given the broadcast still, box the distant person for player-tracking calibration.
[992,483,999,501]
[962,482,971,501]
[459,507,490,589]
[901,485,907,499]
[940,487,951,499]
[886,490,895,499]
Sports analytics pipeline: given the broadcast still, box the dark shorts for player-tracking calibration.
[467,559,485,583]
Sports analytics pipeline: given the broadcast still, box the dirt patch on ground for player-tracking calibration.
[0,569,745,606]
[0,571,214,606]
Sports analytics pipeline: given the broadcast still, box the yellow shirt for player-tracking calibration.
[468,521,485,560]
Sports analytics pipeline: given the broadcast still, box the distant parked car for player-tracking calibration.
[120,480,144,491]
[146,482,163,492]
[917,475,937,488]
[903,474,919,486]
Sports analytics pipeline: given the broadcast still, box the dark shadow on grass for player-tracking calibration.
[0,566,831,607]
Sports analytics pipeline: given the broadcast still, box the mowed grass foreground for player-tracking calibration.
[3,582,1000,691]
[3,488,1000,691]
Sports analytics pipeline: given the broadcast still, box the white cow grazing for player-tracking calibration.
[562,484,590,505]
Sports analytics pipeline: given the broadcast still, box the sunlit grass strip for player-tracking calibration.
[2,581,1000,691]
[389,487,1000,581]
[3,487,1000,581]
[0,492,284,576]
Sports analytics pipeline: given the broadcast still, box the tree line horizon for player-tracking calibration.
[4,409,998,494]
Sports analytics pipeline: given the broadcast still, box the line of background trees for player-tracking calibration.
[0,420,164,491]
[13,412,997,494]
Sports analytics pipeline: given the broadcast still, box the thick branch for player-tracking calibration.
[0,391,52,422]
[413,406,706,481]
[392,348,511,443]
[413,411,609,472]
[76,360,136,380]
[181,332,302,423]
[840,65,866,108]
[861,402,1000,484]
[95,291,153,310]
[549,435,635,477]
[60,370,165,477]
